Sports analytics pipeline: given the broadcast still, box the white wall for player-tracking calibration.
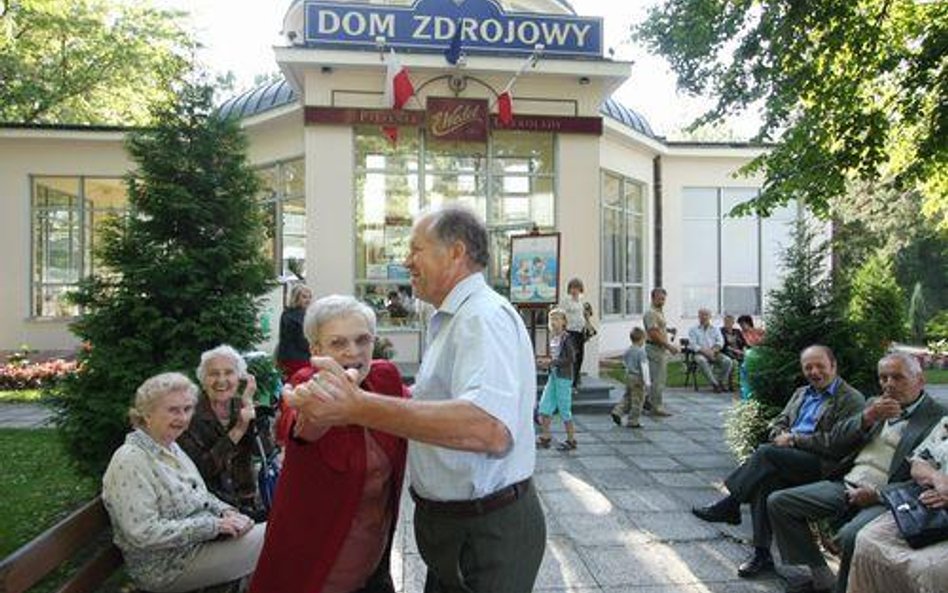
[0,131,132,351]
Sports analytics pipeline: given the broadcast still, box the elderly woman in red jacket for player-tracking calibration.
[250,294,408,593]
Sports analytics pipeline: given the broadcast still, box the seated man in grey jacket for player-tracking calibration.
[768,351,945,593]
[692,345,865,578]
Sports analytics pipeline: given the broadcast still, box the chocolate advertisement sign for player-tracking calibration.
[426,97,488,143]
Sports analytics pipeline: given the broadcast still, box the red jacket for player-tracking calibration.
[249,360,408,593]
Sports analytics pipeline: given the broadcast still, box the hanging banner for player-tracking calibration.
[426,97,488,142]
[303,0,603,58]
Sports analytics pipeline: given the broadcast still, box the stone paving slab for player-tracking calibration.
[0,403,52,428]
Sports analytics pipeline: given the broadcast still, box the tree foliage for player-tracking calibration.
[0,0,194,125]
[636,0,948,229]
[50,82,273,478]
[847,252,907,353]
[747,220,872,411]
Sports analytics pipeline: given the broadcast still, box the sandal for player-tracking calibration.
[536,436,552,449]
[556,439,578,451]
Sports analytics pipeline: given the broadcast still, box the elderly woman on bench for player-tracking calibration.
[102,372,265,593]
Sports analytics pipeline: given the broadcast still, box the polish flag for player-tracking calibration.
[382,49,415,143]
[497,91,514,127]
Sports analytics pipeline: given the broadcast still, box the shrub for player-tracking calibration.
[847,253,907,354]
[926,311,948,343]
[725,399,780,463]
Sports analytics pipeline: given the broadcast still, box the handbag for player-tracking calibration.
[581,302,597,341]
[881,482,948,549]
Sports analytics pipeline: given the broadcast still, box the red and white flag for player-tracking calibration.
[382,48,415,143]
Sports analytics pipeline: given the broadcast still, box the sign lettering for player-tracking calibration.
[304,0,602,58]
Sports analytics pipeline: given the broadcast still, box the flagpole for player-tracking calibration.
[492,44,544,110]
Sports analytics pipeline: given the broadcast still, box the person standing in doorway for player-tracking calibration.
[276,283,312,381]
[561,277,590,389]
[643,287,679,416]
[287,205,546,593]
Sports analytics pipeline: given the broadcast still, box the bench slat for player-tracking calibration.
[0,496,111,593]
[54,545,123,593]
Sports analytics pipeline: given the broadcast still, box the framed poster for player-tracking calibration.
[509,232,560,305]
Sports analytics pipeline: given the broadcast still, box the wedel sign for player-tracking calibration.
[426,98,488,142]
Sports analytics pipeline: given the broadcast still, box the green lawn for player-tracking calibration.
[0,388,43,403]
[0,429,97,557]
[926,368,948,384]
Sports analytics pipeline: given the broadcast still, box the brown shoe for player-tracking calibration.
[651,408,672,417]
[536,436,552,449]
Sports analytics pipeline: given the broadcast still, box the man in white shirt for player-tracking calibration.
[687,308,734,392]
[289,205,545,593]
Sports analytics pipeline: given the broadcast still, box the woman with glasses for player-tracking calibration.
[250,294,408,593]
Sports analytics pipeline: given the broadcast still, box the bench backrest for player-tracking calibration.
[0,495,123,593]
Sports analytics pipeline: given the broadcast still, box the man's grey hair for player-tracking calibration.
[879,351,923,378]
[304,294,377,346]
[128,372,198,429]
[196,344,247,382]
[424,205,489,269]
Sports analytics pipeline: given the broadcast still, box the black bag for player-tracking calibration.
[881,482,948,549]
[581,302,597,341]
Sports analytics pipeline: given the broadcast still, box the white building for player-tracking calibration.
[0,0,797,375]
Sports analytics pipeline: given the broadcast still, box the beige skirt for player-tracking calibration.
[847,513,948,593]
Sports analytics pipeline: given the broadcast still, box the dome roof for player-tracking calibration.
[217,78,298,120]
[599,97,655,138]
[217,78,655,140]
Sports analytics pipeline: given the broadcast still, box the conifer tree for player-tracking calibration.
[746,220,868,411]
[51,82,273,477]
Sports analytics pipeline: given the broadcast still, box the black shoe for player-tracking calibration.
[785,580,833,593]
[642,399,653,412]
[737,550,774,578]
[692,497,741,525]
[610,412,622,426]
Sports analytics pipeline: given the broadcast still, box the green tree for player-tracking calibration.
[847,253,907,355]
[636,0,948,229]
[747,220,868,410]
[0,0,193,125]
[50,81,273,478]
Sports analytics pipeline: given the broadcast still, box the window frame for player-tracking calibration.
[599,170,647,319]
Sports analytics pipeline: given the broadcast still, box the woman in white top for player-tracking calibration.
[560,277,593,388]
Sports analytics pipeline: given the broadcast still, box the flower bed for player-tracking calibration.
[0,359,77,390]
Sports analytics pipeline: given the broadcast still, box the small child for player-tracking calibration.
[536,308,578,451]
[611,327,651,428]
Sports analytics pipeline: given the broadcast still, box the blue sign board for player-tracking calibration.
[304,0,603,58]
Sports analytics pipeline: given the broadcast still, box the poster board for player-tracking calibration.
[509,232,560,306]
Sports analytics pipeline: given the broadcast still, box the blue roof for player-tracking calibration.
[217,77,656,139]
[599,97,656,138]
[217,78,298,120]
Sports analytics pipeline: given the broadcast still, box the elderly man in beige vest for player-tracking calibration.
[767,352,945,593]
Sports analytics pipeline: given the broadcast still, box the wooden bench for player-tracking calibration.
[0,495,124,593]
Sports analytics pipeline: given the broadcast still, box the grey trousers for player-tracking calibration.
[768,480,887,593]
[645,345,668,410]
[695,352,734,387]
[724,444,823,548]
[415,482,546,593]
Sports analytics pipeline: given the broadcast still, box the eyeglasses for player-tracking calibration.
[320,333,375,353]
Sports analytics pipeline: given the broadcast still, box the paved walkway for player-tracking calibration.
[5,383,948,592]
[390,387,784,593]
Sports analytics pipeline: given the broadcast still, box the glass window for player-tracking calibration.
[354,127,556,327]
[31,176,128,317]
[680,187,789,316]
[255,158,306,279]
[600,171,646,317]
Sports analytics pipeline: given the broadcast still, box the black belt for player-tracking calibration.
[409,478,532,518]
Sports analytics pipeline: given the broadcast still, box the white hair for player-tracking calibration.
[195,344,247,382]
[303,294,377,345]
[128,372,197,428]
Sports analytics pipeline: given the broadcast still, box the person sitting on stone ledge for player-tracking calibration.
[692,345,865,581]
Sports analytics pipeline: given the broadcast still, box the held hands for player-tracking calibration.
[845,483,880,508]
[286,356,363,427]
[863,396,902,426]
[772,432,794,448]
[218,510,253,538]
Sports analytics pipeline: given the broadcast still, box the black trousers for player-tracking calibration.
[415,483,546,593]
[724,443,824,548]
[567,330,585,387]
